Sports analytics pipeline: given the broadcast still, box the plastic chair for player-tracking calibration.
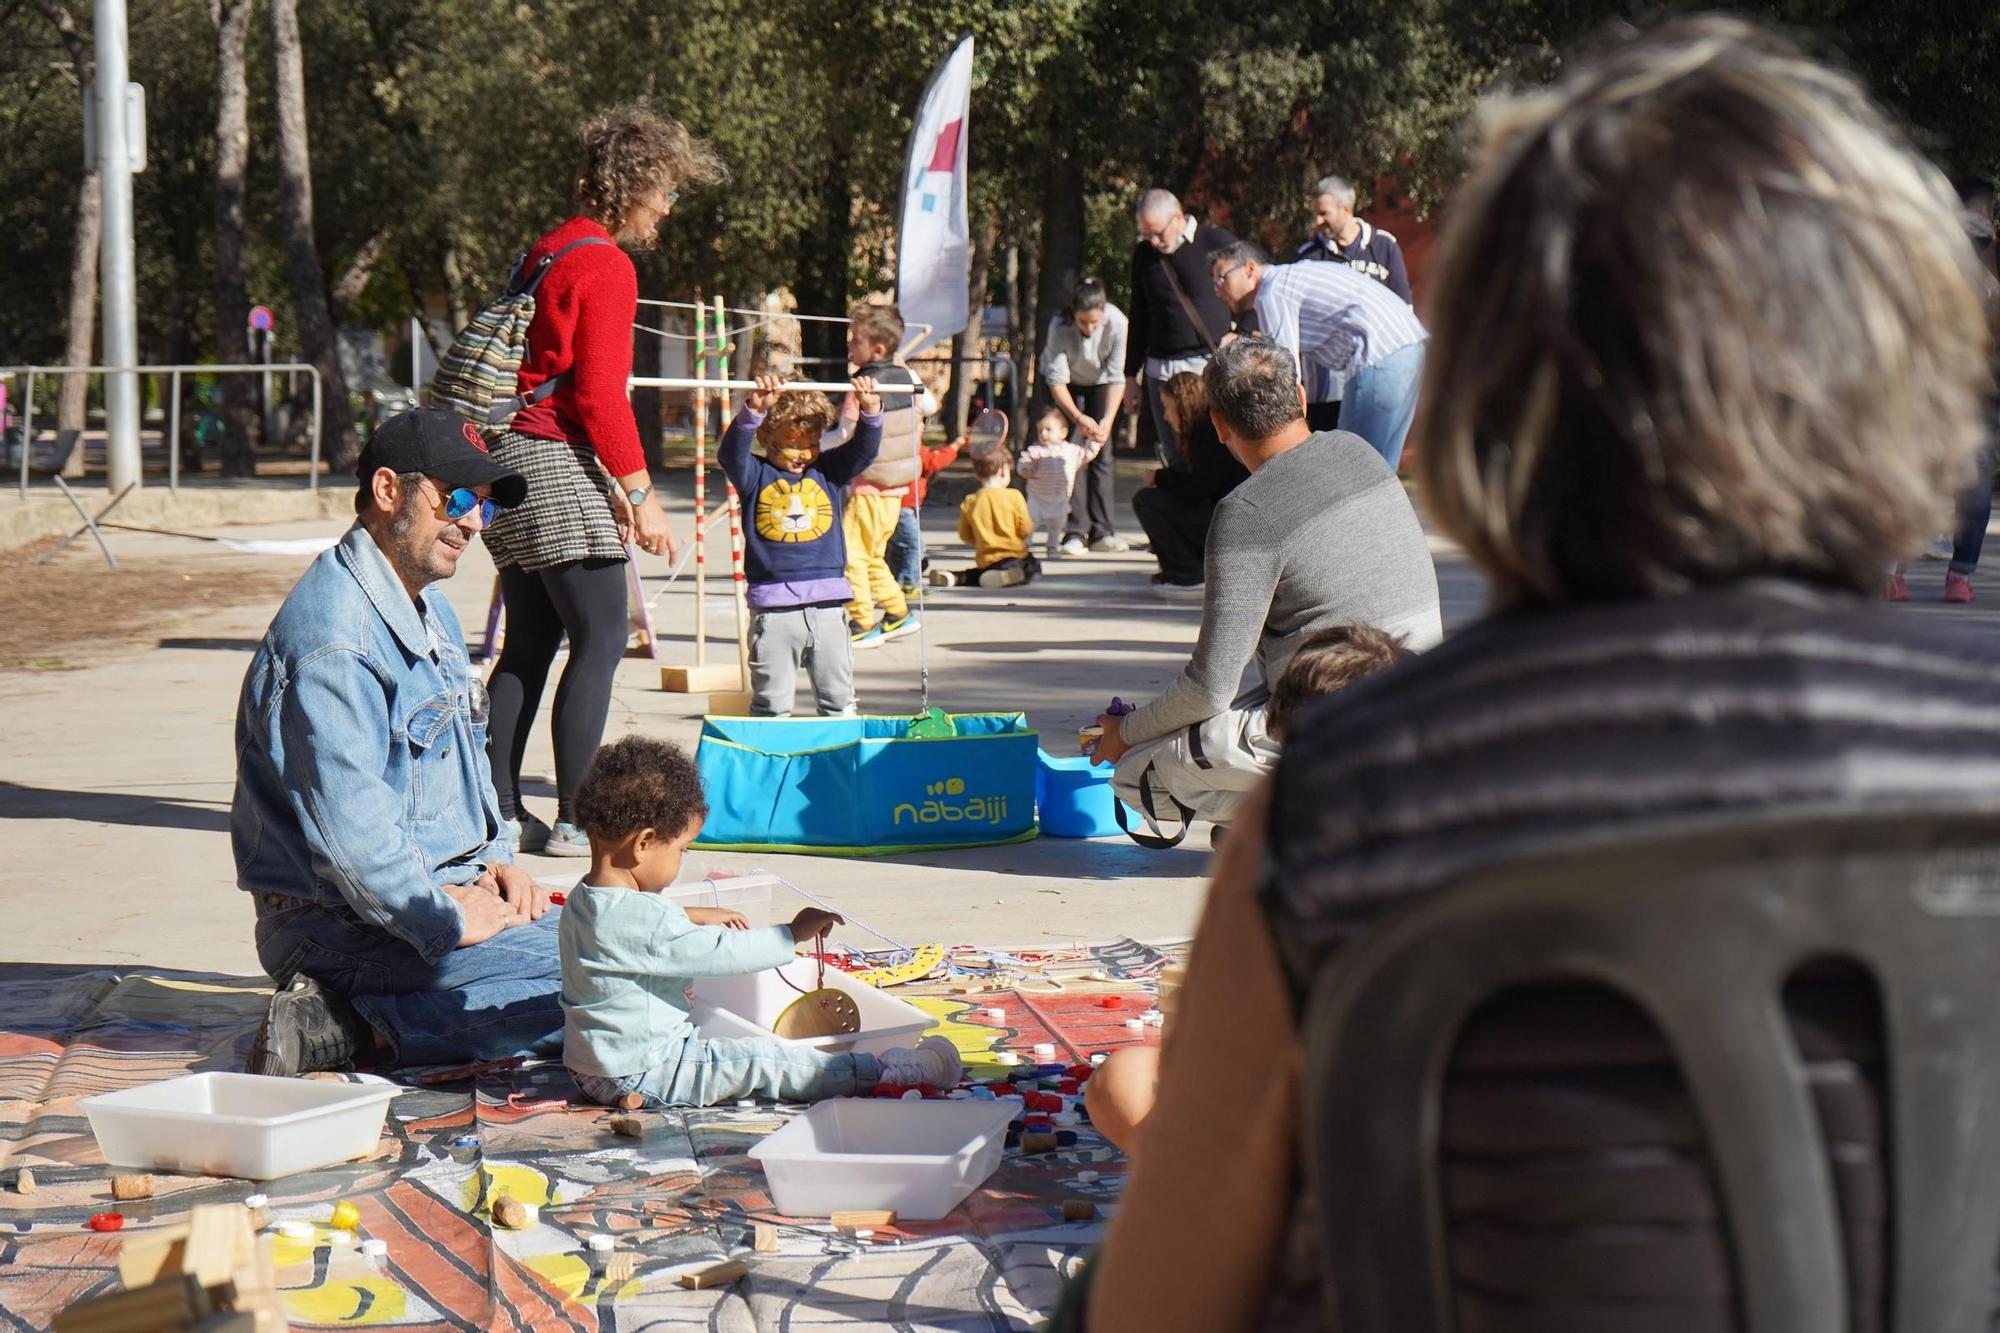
[1301,809,2000,1332]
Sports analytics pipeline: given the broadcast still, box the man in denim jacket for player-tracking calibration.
[233,409,556,1076]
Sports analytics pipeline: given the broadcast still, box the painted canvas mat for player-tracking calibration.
[0,940,1179,1331]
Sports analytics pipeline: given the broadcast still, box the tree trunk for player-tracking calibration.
[1003,241,1021,441]
[1021,235,1041,424]
[945,213,997,438]
[270,0,357,470]
[36,0,97,478]
[330,226,393,319]
[211,0,257,477]
[1037,150,1085,350]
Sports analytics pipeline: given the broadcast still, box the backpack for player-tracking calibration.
[426,236,610,429]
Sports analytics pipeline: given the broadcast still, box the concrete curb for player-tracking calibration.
[1,483,352,553]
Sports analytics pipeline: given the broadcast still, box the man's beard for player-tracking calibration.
[388,492,453,586]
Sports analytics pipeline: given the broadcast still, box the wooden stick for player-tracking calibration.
[828,1209,896,1229]
[678,1258,748,1290]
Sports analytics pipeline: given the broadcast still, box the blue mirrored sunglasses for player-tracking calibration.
[434,484,497,526]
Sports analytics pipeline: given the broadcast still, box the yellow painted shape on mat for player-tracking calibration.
[282,1278,408,1323]
[851,944,945,988]
[908,997,1010,1069]
[462,1162,555,1215]
[524,1252,642,1305]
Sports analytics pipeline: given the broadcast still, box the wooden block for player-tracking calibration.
[705,688,755,716]
[602,1251,637,1285]
[659,662,744,694]
[1020,1132,1058,1154]
[752,1223,779,1253]
[828,1209,895,1229]
[116,1224,192,1288]
[53,1275,208,1333]
[678,1258,748,1290]
[110,1174,153,1201]
[1061,1199,1098,1221]
[184,1205,251,1288]
[607,1115,644,1138]
[491,1196,531,1230]
[615,1092,646,1112]
[13,1168,34,1195]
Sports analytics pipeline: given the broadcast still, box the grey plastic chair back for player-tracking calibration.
[1301,810,2000,1333]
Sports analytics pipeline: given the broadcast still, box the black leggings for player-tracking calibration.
[486,558,628,822]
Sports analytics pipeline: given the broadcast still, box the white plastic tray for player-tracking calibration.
[80,1073,399,1180]
[690,956,932,1056]
[749,1097,1016,1219]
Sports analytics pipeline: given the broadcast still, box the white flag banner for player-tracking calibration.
[896,35,974,353]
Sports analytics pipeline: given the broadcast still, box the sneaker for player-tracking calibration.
[506,811,551,855]
[875,1035,963,1091]
[1059,536,1089,557]
[1883,572,1910,602]
[542,819,591,857]
[852,621,888,650]
[248,975,366,1078]
[879,612,920,642]
[1089,535,1130,553]
[976,565,1028,588]
[1151,579,1204,602]
[925,568,953,587]
[1946,571,1976,604]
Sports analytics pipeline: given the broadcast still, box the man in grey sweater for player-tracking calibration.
[1091,336,1441,827]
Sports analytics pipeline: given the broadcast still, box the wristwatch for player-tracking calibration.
[619,484,653,506]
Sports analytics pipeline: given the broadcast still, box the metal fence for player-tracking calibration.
[4,363,323,498]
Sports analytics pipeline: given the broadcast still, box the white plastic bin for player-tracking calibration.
[80,1073,399,1180]
[690,957,931,1055]
[748,1097,1016,1220]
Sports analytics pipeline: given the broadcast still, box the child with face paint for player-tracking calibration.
[717,373,884,717]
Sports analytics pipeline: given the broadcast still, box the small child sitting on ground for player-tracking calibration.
[1016,406,1101,560]
[1083,624,1409,1155]
[932,447,1039,587]
[560,736,962,1108]
[719,373,884,717]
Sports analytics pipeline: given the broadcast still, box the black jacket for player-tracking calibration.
[1125,220,1240,374]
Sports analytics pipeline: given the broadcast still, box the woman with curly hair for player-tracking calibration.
[486,102,725,858]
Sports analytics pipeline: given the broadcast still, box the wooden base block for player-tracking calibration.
[705,688,755,716]
[679,1258,748,1290]
[753,1223,779,1253]
[829,1209,895,1229]
[659,663,745,693]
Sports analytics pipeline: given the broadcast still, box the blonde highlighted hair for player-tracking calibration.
[1415,16,1992,604]
[574,101,725,227]
[757,389,836,449]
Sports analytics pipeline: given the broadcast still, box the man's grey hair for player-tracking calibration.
[1136,188,1181,222]
[1312,175,1356,207]
[1207,239,1269,273]
[1202,336,1303,441]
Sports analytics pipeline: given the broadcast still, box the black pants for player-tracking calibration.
[1306,399,1342,433]
[486,558,628,822]
[955,553,1042,586]
[1132,484,1213,585]
[1064,383,1117,543]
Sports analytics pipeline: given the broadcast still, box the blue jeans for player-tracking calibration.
[254,895,565,1067]
[886,507,923,589]
[572,1035,882,1107]
[1952,437,1996,577]
[1340,342,1426,471]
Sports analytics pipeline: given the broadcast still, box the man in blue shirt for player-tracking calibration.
[234,408,557,1076]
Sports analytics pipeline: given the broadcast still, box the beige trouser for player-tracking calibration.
[842,493,909,627]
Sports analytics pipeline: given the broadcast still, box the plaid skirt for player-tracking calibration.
[482,431,626,572]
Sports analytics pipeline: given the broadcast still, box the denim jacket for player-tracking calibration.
[231,524,510,963]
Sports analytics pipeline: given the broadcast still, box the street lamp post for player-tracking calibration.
[94,0,141,493]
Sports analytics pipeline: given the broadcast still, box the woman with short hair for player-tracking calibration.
[1040,276,1130,553]
[1082,17,1999,1332]
[484,102,724,857]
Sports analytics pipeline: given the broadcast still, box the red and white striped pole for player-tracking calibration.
[716,294,752,692]
[691,295,708,667]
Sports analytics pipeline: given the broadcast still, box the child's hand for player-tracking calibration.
[686,906,750,930]
[747,373,783,414]
[788,907,844,944]
[851,375,881,416]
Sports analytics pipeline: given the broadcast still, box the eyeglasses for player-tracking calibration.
[422,478,496,526]
[1211,265,1244,290]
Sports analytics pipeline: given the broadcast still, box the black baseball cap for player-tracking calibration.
[355,409,528,508]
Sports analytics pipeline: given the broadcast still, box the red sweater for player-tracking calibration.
[509,216,645,476]
[902,441,962,510]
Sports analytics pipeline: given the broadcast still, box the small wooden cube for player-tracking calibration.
[678,1258,748,1290]
[829,1209,896,1229]
[753,1223,779,1253]
[603,1251,637,1284]
[110,1174,154,1201]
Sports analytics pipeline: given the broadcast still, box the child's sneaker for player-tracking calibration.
[1089,534,1130,553]
[977,566,1028,589]
[1946,571,1976,604]
[879,612,920,642]
[507,811,551,854]
[542,819,591,858]
[851,619,888,650]
[1059,535,1089,556]
[925,568,953,587]
[875,1036,962,1091]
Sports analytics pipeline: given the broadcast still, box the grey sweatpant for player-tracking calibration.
[749,604,855,717]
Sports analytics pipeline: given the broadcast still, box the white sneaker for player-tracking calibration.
[875,1035,963,1090]
[1059,536,1089,556]
[925,568,953,587]
[976,565,1027,588]
[1088,535,1130,553]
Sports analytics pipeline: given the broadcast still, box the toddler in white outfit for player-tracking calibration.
[1016,406,1102,558]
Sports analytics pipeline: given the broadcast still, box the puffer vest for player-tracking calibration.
[850,359,924,491]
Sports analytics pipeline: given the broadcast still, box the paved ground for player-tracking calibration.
[3,464,1987,975]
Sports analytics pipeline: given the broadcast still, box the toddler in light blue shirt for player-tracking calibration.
[560,735,960,1107]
